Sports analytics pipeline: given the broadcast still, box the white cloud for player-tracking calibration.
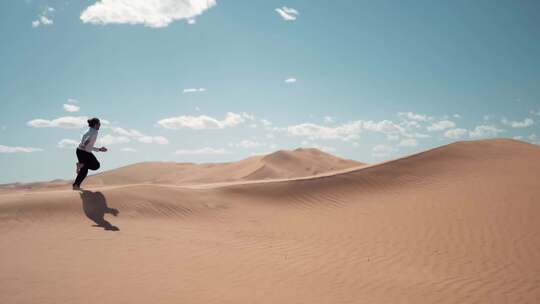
[0,145,43,153]
[175,147,228,155]
[399,120,421,129]
[395,116,432,139]
[111,127,145,137]
[110,127,168,144]
[514,134,539,143]
[67,98,79,104]
[158,112,250,130]
[372,144,397,158]
[27,116,88,129]
[398,112,432,122]
[183,88,207,94]
[32,7,54,28]
[483,114,493,121]
[362,120,405,135]
[285,77,297,83]
[323,116,335,124]
[453,114,461,119]
[444,128,468,139]
[402,132,431,139]
[397,138,418,147]
[57,139,79,149]
[260,119,272,127]
[427,120,455,131]
[275,6,299,21]
[187,18,196,25]
[39,16,53,25]
[223,112,247,125]
[63,104,80,112]
[287,121,362,141]
[137,136,169,145]
[99,134,130,145]
[121,147,137,152]
[231,140,265,149]
[188,113,237,129]
[286,119,407,141]
[81,0,217,28]
[501,117,534,128]
[241,113,255,121]
[469,125,504,138]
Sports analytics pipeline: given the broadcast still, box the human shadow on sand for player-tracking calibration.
[79,190,120,231]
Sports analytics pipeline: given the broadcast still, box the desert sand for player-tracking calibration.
[1,139,539,303]
[0,148,363,192]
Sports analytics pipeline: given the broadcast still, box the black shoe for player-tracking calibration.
[72,184,82,191]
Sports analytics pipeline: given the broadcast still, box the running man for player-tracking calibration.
[73,118,107,190]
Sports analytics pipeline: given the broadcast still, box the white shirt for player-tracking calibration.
[78,128,100,152]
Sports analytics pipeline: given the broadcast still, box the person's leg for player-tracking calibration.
[74,166,88,187]
[86,153,100,171]
[75,148,84,173]
[74,152,100,188]
[76,162,84,173]
[73,149,91,187]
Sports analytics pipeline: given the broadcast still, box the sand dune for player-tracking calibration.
[86,147,363,186]
[1,139,539,303]
[0,148,362,192]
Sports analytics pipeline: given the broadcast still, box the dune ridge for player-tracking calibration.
[1,139,540,303]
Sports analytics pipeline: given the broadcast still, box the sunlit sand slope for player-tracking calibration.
[1,139,539,303]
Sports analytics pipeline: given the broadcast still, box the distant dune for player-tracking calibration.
[1,139,539,303]
[86,147,363,186]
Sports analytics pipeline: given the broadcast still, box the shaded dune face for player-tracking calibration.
[1,139,540,303]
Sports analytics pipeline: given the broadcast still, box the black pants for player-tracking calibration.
[74,148,100,186]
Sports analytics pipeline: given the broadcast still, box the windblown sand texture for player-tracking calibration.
[1,139,539,303]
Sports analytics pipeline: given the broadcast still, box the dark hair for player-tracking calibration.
[87,118,100,128]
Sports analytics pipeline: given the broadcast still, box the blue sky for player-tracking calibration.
[1,0,540,184]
